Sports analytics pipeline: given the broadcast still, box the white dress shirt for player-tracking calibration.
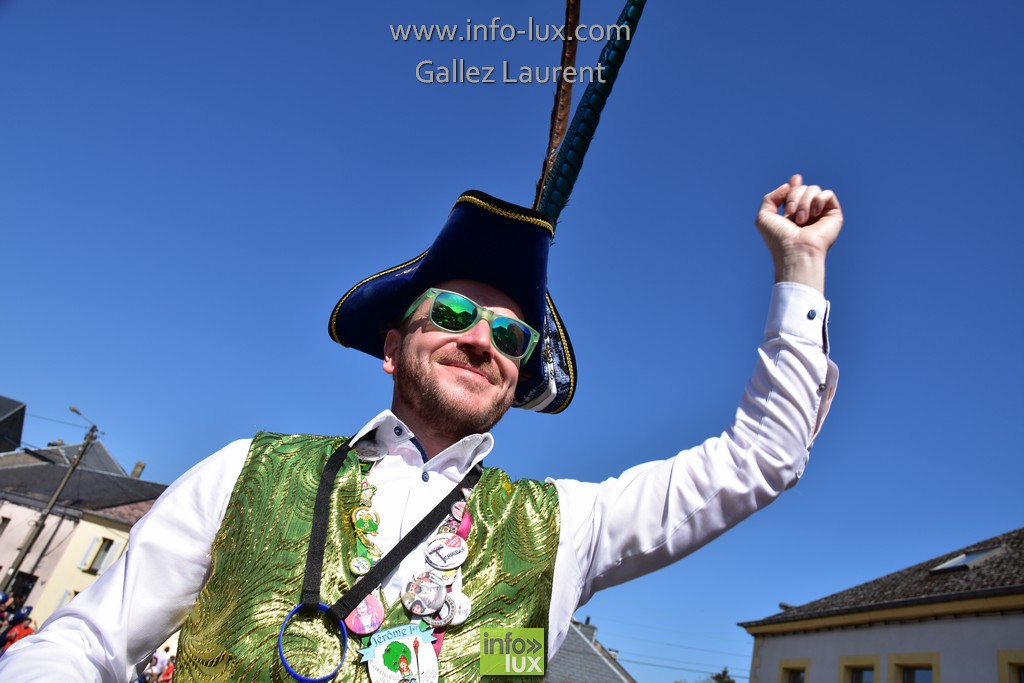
[0,282,837,682]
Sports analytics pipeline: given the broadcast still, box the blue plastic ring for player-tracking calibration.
[277,602,349,682]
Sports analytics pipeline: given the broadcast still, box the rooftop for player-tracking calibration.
[0,439,126,476]
[547,618,637,683]
[0,440,166,514]
[741,526,1024,629]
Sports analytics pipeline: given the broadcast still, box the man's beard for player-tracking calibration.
[393,343,514,439]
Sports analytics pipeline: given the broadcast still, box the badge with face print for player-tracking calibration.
[401,571,446,615]
[345,593,385,635]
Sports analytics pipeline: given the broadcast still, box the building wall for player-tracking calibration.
[32,516,129,624]
[2,502,180,659]
[751,612,1024,683]
[0,499,78,608]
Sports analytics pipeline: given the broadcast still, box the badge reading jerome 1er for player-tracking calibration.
[359,623,438,683]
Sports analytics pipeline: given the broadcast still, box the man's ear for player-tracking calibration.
[382,329,402,375]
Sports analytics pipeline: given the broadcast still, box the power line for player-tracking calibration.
[27,411,104,435]
[603,630,749,659]
[557,643,745,675]
[596,618,752,652]
[617,658,749,679]
[3,423,98,593]
[596,643,750,679]
[26,412,91,429]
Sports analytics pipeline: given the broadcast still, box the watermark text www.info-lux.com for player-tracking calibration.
[389,16,630,85]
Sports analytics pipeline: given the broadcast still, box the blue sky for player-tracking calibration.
[2,1,1022,680]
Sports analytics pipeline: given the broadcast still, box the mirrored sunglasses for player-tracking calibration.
[403,288,540,362]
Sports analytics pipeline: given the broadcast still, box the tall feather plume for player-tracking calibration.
[533,0,581,210]
[514,0,647,413]
[538,0,646,221]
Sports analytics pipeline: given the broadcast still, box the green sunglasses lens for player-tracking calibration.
[491,318,530,358]
[428,290,533,359]
[431,291,478,331]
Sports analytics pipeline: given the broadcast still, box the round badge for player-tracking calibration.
[344,593,385,635]
[450,500,466,521]
[421,595,455,628]
[354,440,386,462]
[412,564,457,588]
[349,556,372,576]
[424,534,468,571]
[401,572,446,615]
[447,590,472,626]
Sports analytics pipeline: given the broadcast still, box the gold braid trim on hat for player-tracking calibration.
[545,290,576,414]
[455,194,554,236]
[328,250,428,344]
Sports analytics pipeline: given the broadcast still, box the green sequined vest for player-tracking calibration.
[175,432,560,682]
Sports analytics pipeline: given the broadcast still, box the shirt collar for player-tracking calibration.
[352,409,494,475]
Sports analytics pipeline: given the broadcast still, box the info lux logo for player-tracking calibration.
[479,628,545,676]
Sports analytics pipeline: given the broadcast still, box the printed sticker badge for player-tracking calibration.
[360,623,439,683]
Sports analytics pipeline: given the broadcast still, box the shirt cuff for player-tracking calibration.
[765,282,830,352]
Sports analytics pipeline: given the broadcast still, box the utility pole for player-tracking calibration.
[2,410,98,594]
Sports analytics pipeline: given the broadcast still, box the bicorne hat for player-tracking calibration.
[328,0,649,415]
[328,190,576,414]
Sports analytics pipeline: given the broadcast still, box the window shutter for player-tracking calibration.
[57,589,75,609]
[77,536,100,570]
[98,540,125,573]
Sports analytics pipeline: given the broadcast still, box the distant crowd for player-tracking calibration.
[138,646,175,683]
[1,590,174,680]
[0,591,35,656]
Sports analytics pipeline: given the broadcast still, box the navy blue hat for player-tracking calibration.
[329,190,576,414]
[10,606,31,625]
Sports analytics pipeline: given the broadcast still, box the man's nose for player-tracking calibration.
[458,319,493,353]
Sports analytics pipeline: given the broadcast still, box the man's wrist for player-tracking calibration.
[774,251,826,295]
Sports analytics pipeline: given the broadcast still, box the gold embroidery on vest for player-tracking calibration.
[176,433,559,683]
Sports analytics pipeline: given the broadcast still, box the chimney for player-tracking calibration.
[130,461,146,479]
[577,616,597,643]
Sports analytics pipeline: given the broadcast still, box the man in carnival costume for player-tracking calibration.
[0,173,843,682]
[0,1,845,679]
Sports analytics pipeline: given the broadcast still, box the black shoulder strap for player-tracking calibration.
[298,439,482,626]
